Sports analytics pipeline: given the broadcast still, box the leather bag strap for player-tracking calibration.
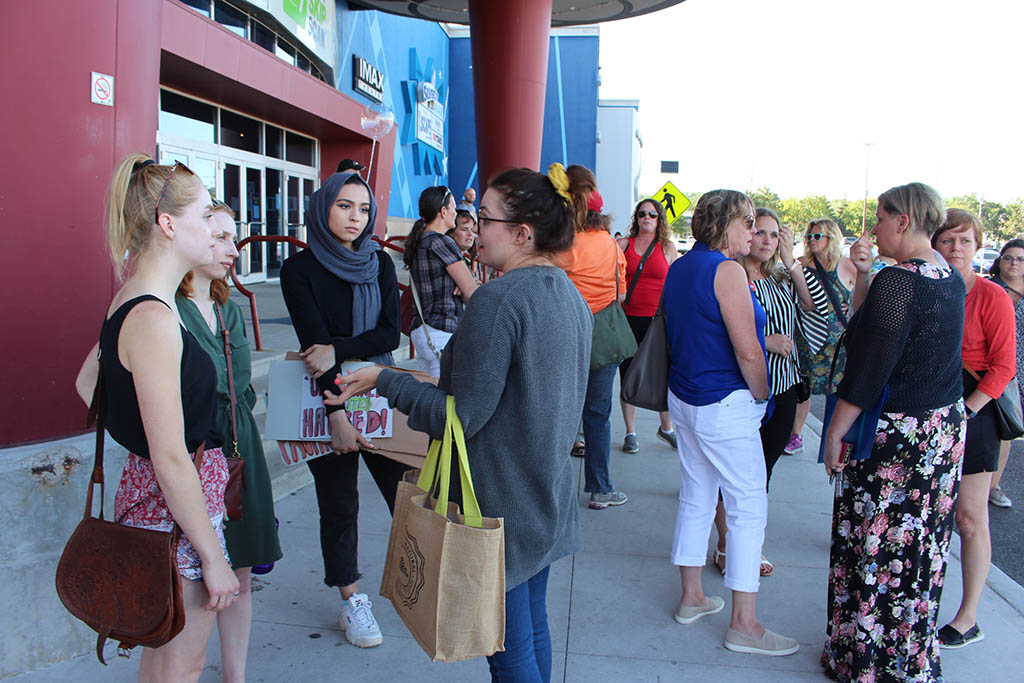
[962,360,982,382]
[812,255,849,328]
[214,303,240,458]
[84,354,106,520]
[622,238,658,308]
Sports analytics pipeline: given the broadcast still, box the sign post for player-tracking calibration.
[652,181,691,223]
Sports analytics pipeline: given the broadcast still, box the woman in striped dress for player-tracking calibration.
[712,208,828,576]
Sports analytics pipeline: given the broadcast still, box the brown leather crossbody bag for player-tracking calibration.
[55,366,199,664]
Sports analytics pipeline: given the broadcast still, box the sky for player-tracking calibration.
[598,0,1024,203]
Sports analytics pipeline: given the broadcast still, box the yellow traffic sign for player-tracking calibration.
[653,181,691,222]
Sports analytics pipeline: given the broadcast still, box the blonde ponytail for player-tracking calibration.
[105,154,203,280]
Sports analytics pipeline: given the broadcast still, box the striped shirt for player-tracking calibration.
[752,269,829,395]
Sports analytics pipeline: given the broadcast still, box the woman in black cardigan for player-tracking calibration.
[280,171,407,649]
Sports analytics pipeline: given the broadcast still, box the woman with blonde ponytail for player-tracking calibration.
[75,153,239,682]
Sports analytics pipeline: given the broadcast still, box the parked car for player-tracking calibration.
[973,247,1000,273]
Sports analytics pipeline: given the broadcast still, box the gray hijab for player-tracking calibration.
[307,172,392,364]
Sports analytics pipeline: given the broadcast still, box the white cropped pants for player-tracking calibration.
[668,388,768,593]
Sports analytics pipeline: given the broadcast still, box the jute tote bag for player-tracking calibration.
[380,396,505,662]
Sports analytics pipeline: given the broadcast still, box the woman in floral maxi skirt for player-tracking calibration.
[821,184,966,682]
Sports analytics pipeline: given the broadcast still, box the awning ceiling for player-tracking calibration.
[347,0,686,27]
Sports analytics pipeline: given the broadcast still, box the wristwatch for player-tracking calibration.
[966,407,977,420]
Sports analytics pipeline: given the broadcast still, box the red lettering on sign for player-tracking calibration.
[302,408,314,438]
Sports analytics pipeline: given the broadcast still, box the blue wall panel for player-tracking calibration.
[335,2,597,219]
[335,2,450,219]
[447,34,598,203]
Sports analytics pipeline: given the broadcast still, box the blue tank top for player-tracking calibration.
[665,243,767,406]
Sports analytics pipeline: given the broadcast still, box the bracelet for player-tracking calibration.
[754,398,768,405]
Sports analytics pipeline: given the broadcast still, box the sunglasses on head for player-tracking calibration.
[808,233,826,241]
[154,161,196,222]
[637,210,658,219]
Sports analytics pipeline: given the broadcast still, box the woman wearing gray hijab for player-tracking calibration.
[280,171,407,649]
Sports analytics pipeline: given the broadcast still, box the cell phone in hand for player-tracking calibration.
[838,441,853,466]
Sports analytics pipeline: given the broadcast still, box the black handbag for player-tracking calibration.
[964,363,1024,440]
[620,295,669,412]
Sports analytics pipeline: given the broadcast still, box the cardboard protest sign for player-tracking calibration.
[266,357,432,469]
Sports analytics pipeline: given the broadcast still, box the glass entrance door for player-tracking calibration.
[223,160,266,285]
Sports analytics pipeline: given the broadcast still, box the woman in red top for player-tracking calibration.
[933,208,1016,649]
[616,199,679,453]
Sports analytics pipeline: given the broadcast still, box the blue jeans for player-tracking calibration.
[583,362,618,493]
[487,567,551,682]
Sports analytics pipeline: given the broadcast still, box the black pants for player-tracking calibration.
[760,385,799,491]
[307,449,411,587]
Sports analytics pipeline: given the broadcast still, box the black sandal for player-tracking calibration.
[570,442,585,458]
[938,623,984,649]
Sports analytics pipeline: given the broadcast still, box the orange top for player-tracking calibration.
[559,229,628,313]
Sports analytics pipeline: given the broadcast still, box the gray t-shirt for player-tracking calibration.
[378,265,592,589]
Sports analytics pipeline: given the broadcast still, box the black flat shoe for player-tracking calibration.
[938,623,984,649]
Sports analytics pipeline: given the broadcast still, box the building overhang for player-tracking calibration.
[348,0,686,27]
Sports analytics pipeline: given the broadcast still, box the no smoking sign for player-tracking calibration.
[90,72,114,107]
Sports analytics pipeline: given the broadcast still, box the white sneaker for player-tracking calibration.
[339,593,383,648]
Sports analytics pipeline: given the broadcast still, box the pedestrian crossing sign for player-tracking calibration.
[653,181,691,222]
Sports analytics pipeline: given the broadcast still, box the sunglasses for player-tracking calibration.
[637,210,658,219]
[808,233,826,241]
[738,214,754,229]
[154,161,196,222]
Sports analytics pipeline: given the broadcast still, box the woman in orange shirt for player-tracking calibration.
[559,165,629,510]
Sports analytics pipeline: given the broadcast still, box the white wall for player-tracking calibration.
[596,101,641,236]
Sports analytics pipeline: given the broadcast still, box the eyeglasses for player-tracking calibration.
[637,210,658,219]
[154,161,195,223]
[1001,255,1024,264]
[808,233,826,241]
[478,216,521,228]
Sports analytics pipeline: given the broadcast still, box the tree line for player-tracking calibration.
[667,187,1024,246]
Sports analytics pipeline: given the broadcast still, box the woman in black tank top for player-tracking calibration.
[74,155,239,682]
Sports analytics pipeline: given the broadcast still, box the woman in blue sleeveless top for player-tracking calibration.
[664,190,798,657]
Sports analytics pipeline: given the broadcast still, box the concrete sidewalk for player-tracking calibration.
[16,390,1024,682]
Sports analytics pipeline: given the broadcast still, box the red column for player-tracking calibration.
[468,0,553,188]
[0,0,161,445]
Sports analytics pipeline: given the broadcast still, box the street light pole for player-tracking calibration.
[862,142,876,233]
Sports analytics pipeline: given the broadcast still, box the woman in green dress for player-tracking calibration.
[176,201,282,683]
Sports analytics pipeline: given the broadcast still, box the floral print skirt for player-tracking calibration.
[114,448,231,581]
[822,401,965,683]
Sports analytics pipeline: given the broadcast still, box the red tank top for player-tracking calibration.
[622,236,669,317]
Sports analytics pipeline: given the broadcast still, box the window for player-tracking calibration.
[297,52,311,73]
[285,132,314,166]
[214,0,248,38]
[179,0,211,18]
[265,125,283,159]
[160,90,217,143]
[251,20,275,53]
[220,109,261,153]
[275,38,296,67]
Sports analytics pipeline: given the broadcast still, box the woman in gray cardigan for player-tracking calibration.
[328,165,591,682]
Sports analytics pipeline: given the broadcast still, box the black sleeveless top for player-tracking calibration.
[99,295,221,457]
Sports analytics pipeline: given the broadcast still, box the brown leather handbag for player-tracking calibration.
[55,368,197,664]
[215,303,246,521]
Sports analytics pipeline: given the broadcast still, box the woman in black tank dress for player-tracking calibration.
[74,155,238,682]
